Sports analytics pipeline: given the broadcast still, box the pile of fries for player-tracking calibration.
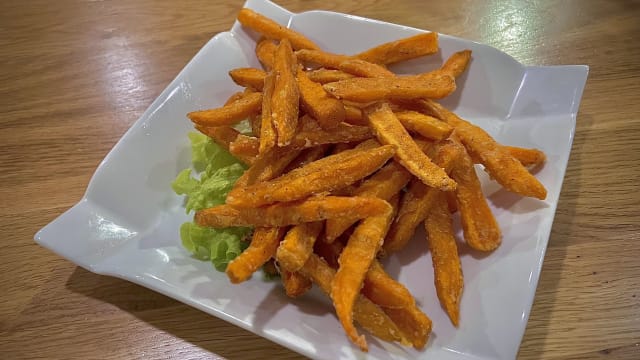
[187,8,547,352]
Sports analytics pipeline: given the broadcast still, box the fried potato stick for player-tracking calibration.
[306,68,355,83]
[226,226,287,283]
[394,110,453,141]
[325,160,413,242]
[188,92,262,126]
[233,145,302,189]
[356,32,439,65]
[295,49,351,69]
[451,146,501,251]
[425,192,463,326]
[282,270,312,298]
[324,72,456,102]
[364,102,456,191]
[338,58,395,78]
[440,50,472,78]
[238,8,320,50]
[383,141,464,254]
[383,305,432,349]
[196,196,391,228]
[422,100,547,199]
[277,221,323,272]
[229,67,267,90]
[299,254,405,351]
[271,39,300,146]
[332,195,397,346]
[259,71,277,153]
[504,146,547,169]
[297,69,346,130]
[226,144,395,207]
[195,125,255,165]
[256,38,277,69]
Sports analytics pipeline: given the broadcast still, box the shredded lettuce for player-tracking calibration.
[172,132,251,271]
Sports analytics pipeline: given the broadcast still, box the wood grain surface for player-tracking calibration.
[1,0,639,359]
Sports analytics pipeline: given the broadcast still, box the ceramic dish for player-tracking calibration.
[35,0,588,358]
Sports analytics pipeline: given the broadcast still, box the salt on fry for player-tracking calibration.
[364,102,456,191]
[383,141,464,254]
[277,221,323,272]
[332,195,397,346]
[259,71,277,153]
[299,254,406,351]
[226,144,395,207]
[451,146,501,251]
[256,38,277,69]
[338,58,395,78]
[238,8,320,50]
[226,226,287,283]
[425,192,463,326]
[229,67,266,90]
[423,100,547,199]
[505,146,547,169]
[306,68,355,83]
[324,72,456,102]
[440,50,472,78]
[297,69,346,130]
[356,32,439,65]
[271,39,300,146]
[282,270,312,298]
[195,196,392,228]
[228,134,259,162]
[188,91,262,126]
[394,110,453,141]
[295,49,351,69]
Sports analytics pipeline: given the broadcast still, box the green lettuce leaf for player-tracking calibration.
[173,132,251,272]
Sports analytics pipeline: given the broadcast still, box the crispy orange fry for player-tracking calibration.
[277,221,323,272]
[282,270,312,298]
[383,305,432,349]
[283,144,329,173]
[383,141,464,254]
[259,71,277,153]
[196,125,255,165]
[224,91,245,106]
[451,147,501,251]
[256,38,277,69]
[195,196,391,228]
[306,68,355,83]
[188,92,262,126]
[272,39,299,146]
[324,72,456,102]
[423,100,547,199]
[425,192,463,326]
[233,146,302,189]
[446,191,458,214]
[338,58,395,78]
[228,134,259,162]
[343,105,367,126]
[504,146,547,169]
[325,160,412,242]
[229,67,266,91]
[238,8,320,51]
[295,49,351,69]
[226,227,287,283]
[297,69,346,130]
[356,32,439,65]
[394,110,453,141]
[364,102,456,191]
[226,144,395,207]
[332,195,397,346]
[235,122,371,153]
[441,50,472,78]
[299,254,405,351]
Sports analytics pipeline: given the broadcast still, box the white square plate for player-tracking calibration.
[35,0,588,359]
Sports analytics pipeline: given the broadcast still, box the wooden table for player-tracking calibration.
[2,0,638,359]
